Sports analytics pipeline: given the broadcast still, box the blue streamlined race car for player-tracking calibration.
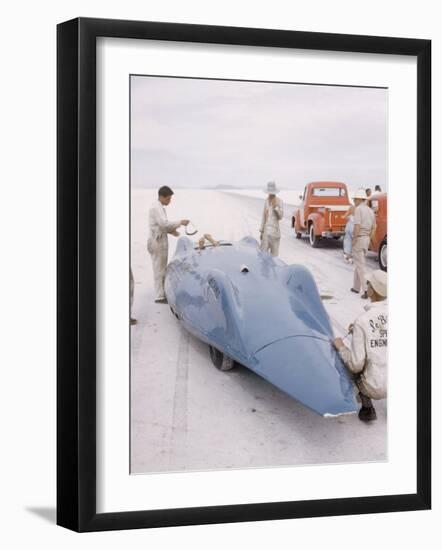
[165,236,357,417]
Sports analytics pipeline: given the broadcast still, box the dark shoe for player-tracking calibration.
[130,318,137,325]
[361,292,368,299]
[358,406,377,422]
[350,288,359,294]
[154,298,168,304]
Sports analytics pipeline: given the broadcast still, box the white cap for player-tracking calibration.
[263,181,279,194]
[367,270,387,297]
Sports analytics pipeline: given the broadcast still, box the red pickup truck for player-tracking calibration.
[292,181,351,247]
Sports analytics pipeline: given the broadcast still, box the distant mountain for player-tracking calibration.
[213,184,240,190]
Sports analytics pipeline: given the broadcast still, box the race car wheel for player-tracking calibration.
[379,238,387,271]
[309,224,321,248]
[209,346,235,371]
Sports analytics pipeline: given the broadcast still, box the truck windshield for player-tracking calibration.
[312,187,346,197]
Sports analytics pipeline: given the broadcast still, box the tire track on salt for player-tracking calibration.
[167,327,191,469]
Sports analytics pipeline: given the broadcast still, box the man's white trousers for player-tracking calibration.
[150,248,168,300]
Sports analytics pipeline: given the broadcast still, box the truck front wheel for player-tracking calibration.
[379,238,387,271]
[309,224,321,248]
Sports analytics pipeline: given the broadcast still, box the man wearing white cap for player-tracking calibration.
[259,181,284,257]
[351,188,376,299]
[333,270,388,422]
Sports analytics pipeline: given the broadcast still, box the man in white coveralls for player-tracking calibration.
[350,188,376,299]
[259,181,284,257]
[333,270,388,422]
[147,186,189,304]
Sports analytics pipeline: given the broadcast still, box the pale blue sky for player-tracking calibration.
[131,76,387,190]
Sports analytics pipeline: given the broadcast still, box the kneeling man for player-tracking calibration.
[333,270,388,421]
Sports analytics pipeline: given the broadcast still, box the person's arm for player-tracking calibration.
[352,224,360,241]
[167,224,182,235]
[204,234,219,246]
[333,322,366,374]
[370,213,377,241]
[149,206,180,233]
[150,205,186,234]
[344,205,354,218]
[259,201,267,234]
[273,198,284,220]
[168,219,189,233]
[352,207,361,243]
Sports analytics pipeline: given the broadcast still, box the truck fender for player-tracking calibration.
[307,213,325,235]
[293,208,302,230]
[292,210,303,238]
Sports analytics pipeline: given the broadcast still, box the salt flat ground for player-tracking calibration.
[130,188,386,474]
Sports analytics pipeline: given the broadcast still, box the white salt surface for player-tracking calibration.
[130,188,385,474]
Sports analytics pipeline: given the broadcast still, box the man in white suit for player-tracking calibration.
[147,186,189,303]
[351,188,376,299]
[259,181,284,257]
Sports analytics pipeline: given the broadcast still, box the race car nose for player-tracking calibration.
[252,335,357,416]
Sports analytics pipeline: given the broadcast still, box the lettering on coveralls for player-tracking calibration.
[369,314,388,348]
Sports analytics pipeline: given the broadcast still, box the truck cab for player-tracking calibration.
[292,181,351,247]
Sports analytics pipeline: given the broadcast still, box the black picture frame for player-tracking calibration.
[57,17,431,532]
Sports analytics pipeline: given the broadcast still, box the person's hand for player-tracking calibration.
[171,230,180,237]
[333,337,344,350]
[180,219,190,226]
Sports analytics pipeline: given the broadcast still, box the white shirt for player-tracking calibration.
[338,300,388,399]
[353,203,376,237]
